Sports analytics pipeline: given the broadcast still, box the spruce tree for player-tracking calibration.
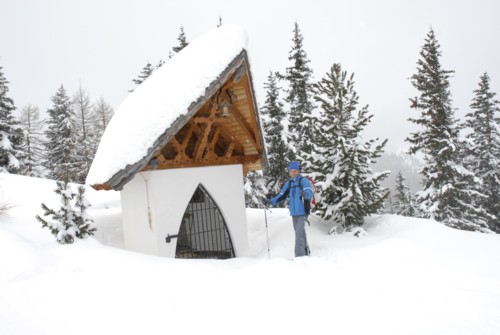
[44,85,78,181]
[129,62,156,92]
[0,65,25,173]
[169,26,189,59]
[283,22,315,158]
[129,58,167,92]
[156,59,165,69]
[130,26,187,92]
[463,73,500,232]
[407,29,490,231]
[18,104,45,177]
[73,185,96,238]
[393,170,416,216]
[243,170,268,208]
[73,86,95,183]
[36,179,96,244]
[304,63,389,229]
[217,16,223,28]
[260,71,289,193]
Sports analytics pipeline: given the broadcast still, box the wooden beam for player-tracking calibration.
[180,126,194,147]
[218,126,244,155]
[205,125,221,160]
[232,65,246,83]
[242,74,263,152]
[170,137,181,151]
[180,126,195,159]
[170,137,190,162]
[164,121,243,164]
[241,154,261,164]
[210,103,217,117]
[192,116,228,124]
[156,154,261,170]
[194,122,212,161]
[224,142,235,159]
[187,119,204,139]
[196,98,245,155]
[91,183,112,191]
[242,164,249,177]
[157,153,168,165]
[228,106,258,151]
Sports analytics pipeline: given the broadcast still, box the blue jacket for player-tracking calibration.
[272,175,313,216]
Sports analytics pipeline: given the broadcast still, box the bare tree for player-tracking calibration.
[0,185,13,215]
[92,96,113,139]
[0,199,13,215]
[18,104,45,177]
[73,85,94,183]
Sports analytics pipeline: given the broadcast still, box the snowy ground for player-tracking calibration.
[1,174,500,335]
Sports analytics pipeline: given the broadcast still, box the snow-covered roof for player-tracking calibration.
[87,25,265,190]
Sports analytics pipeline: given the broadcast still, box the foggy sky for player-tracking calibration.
[1,0,499,152]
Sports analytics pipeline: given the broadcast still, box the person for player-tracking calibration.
[269,161,314,257]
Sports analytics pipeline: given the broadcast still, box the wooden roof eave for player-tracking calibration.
[241,54,268,174]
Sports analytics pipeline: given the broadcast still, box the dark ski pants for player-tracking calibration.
[292,215,309,257]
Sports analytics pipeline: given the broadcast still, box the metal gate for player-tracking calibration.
[173,184,235,259]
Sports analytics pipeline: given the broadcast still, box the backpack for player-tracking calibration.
[305,176,317,207]
[300,176,317,216]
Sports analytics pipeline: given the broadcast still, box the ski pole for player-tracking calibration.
[264,205,271,260]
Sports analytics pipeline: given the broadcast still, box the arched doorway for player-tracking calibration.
[175,184,235,259]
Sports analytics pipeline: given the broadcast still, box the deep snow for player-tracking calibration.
[1,173,500,335]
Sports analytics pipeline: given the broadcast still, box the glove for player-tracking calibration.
[261,197,271,206]
[300,190,307,198]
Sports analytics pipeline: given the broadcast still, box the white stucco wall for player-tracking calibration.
[120,164,248,258]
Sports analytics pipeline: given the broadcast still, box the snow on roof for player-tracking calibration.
[86,25,248,186]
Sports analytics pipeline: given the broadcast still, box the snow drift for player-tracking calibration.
[1,174,500,335]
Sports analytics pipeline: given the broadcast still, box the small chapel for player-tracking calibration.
[86,25,267,259]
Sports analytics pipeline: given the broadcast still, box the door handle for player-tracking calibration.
[166,234,178,243]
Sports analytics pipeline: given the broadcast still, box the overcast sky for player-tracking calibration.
[1,0,499,152]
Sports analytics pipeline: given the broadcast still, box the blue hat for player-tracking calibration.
[288,161,300,171]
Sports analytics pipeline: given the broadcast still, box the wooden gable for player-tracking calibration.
[143,66,263,176]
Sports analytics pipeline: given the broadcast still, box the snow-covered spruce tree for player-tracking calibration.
[73,86,95,183]
[283,22,315,158]
[260,71,290,194]
[73,185,96,238]
[463,72,500,233]
[129,62,156,92]
[18,104,45,177]
[304,63,389,229]
[169,26,189,59]
[217,16,223,28]
[407,29,490,232]
[0,65,25,174]
[393,170,416,217]
[156,59,165,69]
[43,85,78,181]
[129,58,167,93]
[130,27,188,92]
[244,170,268,208]
[36,179,95,244]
